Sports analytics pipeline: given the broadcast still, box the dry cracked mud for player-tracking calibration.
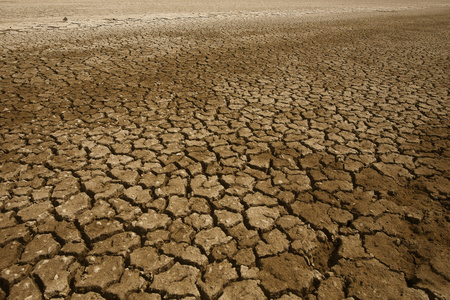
[0,5,449,300]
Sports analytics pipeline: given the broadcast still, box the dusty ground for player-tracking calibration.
[0,1,449,300]
[1,0,449,31]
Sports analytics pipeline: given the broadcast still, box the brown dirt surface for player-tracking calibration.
[0,1,449,299]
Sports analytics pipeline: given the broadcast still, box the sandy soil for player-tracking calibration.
[0,0,449,31]
[0,1,449,300]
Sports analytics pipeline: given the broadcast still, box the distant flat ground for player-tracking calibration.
[1,0,449,30]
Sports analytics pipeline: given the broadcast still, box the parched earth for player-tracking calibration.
[0,8,449,300]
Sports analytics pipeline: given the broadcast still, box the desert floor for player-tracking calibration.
[0,1,449,299]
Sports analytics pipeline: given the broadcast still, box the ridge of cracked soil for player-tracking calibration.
[0,8,449,300]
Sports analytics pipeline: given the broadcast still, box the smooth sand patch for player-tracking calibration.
[1,0,448,31]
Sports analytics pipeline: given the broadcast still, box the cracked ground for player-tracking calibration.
[0,7,449,300]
